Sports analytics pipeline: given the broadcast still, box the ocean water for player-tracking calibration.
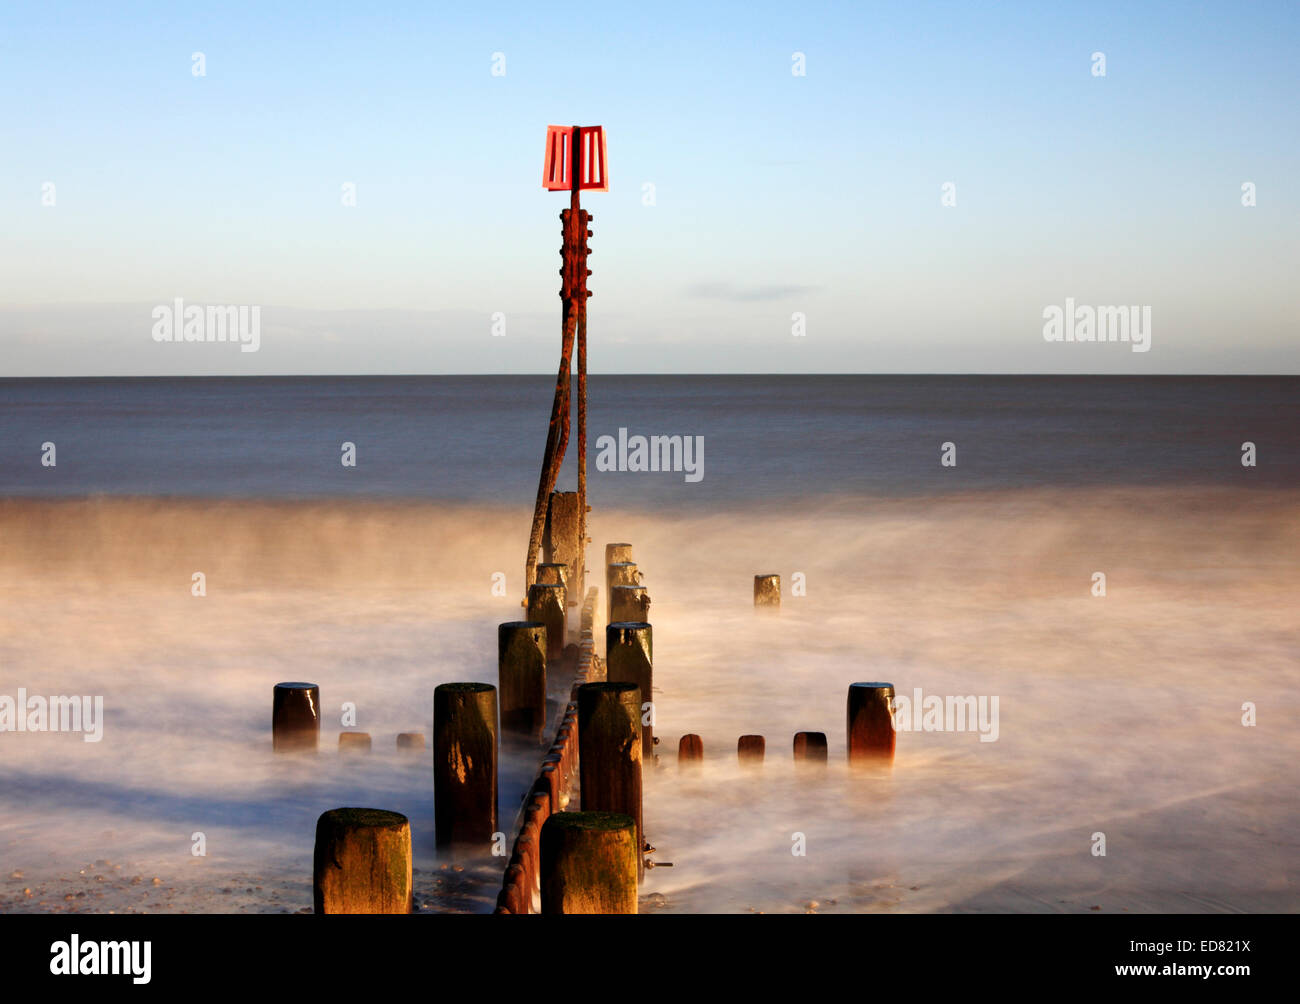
[0,376,1297,914]
[2,376,1296,502]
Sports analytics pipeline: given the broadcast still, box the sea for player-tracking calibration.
[0,375,1296,913]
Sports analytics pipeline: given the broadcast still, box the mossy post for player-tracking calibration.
[396,732,425,751]
[540,811,638,915]
[753,574,781,608]
[847,682,897,766]
[498,621,547,739]
[434,682,498,849]
[793,731,828,763]
[605,561,639,625]
[312,808,412,914]
[678,733,703,765]
[527,583,566,662]
[605,622,653,759]
[738,735,765,764]
[611,584,650,623]
[272,682,319,752]
[578,682,644,878]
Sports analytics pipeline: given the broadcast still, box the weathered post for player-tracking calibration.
[543,493,582,605]
[527,583,566,661]
[577,682,643,878]
[537,561,568,593]
[433,683,498,849]
[272,682,320,752]
[738,735,766,764]
[611,584,650,623]
[312,808,412,914]
[847,682,897,765]
[606,561,639,624]
[338,732,371,753]
[498,621,547,739]
[605,622,653,758]
[793,731,828,763]
[754,574,781,609]
[540,811,638,915]
[604,542,633,567]
[678,733,704,765]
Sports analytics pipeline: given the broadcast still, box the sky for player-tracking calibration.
[0,0,1297,375]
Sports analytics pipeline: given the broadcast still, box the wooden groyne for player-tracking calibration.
[494,585,603,913]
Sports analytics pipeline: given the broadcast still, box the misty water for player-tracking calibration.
[0,377,1296,912]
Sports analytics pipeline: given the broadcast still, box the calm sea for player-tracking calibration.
[1,376,1295,504]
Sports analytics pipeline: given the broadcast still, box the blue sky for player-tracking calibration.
[1,0,1296,374]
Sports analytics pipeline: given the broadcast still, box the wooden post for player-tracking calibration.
[338,732,371,753]
[605,543,633,567]
[577,682,643,878]
[312,808,412,914]
[738,735,766,764]
[605,622,653,759]
[498,621,547,739]
[527,583,566,661]
[544,491,582,602]
[434,683,498,848]
[793,731,828,762]
[847,682,896,765]
[396,732,425,751]
[537,561,568,594]
[753,574,781,608]
[540,811,638,915]
[678,733,703,765]
[605,561,639,624]
[611,584,650,623]
[272,682,319,752]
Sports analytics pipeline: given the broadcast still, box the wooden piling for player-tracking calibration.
[738,735,766,764]
[678,733,703,765]
[272,682,320,752]
[527,583,566,661]
[605,622,653,758]
[544,491,583,600]
[503,864,527,915]
[312,808,412,914]
[577,681,644,878]
[604,542,633,567]
[611,584,650,623]
[605,561,639,624]
[498,620,548,739]
[338,732,371,753]
[396,732,425,751]
[793,731,828,763]
[537,561,568,584]
[753,574,781,608]
[433,682,498,848]
[540,811,638,915]
[847,682,897,765]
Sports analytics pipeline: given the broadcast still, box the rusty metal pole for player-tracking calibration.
[575,128,591,606]
[524,128,584,594]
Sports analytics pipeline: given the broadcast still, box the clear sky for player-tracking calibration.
[1,0,1296,375]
